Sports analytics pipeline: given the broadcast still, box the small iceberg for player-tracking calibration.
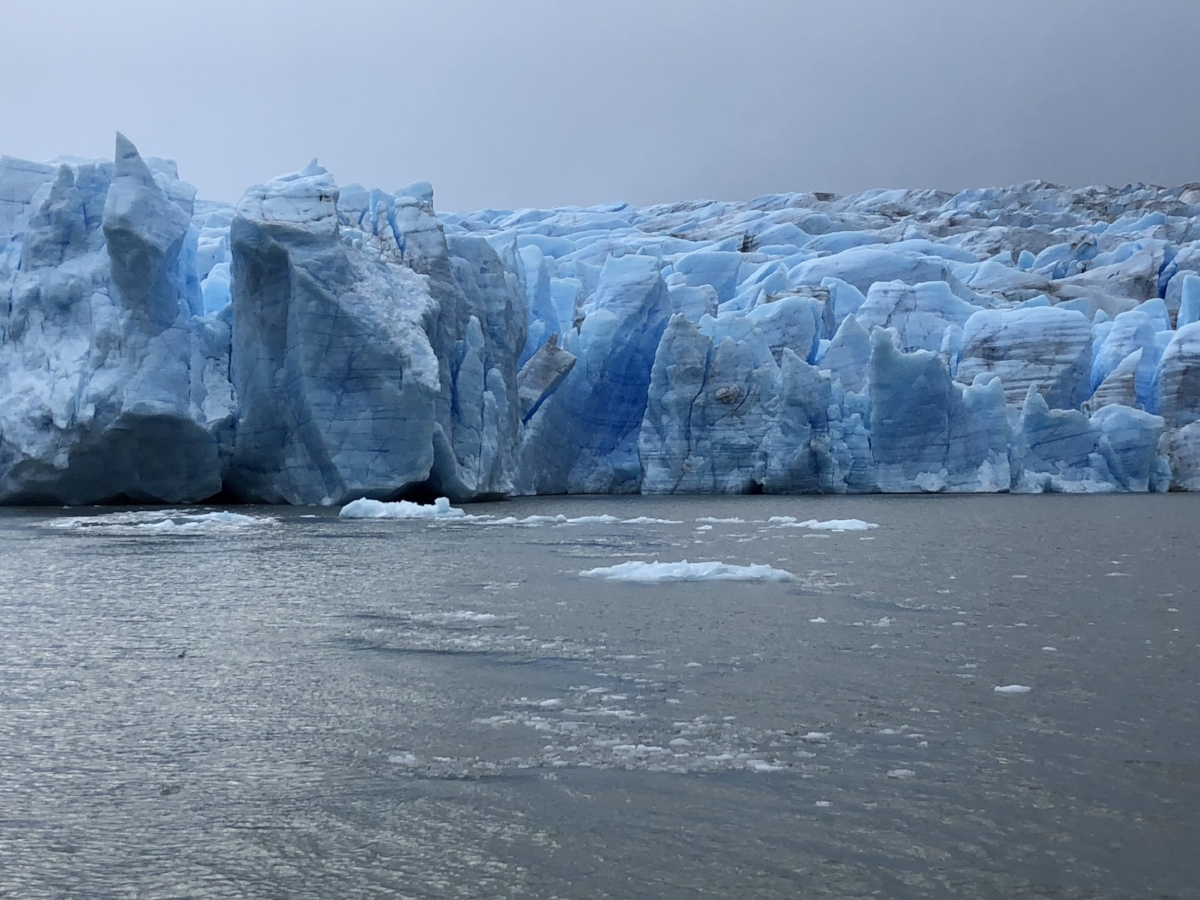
[768,517,879,531]
[579,560,795,583]
[339,497,466,519]
[49,510,276,534]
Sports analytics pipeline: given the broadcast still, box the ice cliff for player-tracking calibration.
[2,136,1199,504]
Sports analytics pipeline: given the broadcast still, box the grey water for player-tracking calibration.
[0,495,1196,900]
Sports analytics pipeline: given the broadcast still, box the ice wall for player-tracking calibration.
[0,136,232,504]
[3,138,1199,503]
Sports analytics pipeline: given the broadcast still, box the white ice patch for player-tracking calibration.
[486,513,622,526]
[746,760,785,773]
[48,510,277,534]
[767,517,879,531]
[579,560,795,583]
[485,514,562,526]
[621,517,684,525]
[696,517,746,524]
[339,497,466,519]
[436,611,502,624]
[994,684,1032,694]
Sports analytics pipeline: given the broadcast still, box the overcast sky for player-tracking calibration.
[2,0,1198,211]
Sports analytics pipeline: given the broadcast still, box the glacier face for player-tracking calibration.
[2,136,1199,504]
[0,137,232,505]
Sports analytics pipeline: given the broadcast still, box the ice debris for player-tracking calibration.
[767,517,878,531]
[48,509,276,534]
[579,560,796,583]
[339,497,466,519]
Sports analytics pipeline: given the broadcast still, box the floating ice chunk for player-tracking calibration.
[696,517,746,524]
[770,517,878,531]
[747,760,785,773]
[438,611,501,623]
[803,518,877,531]
[563,514,622,525]
[621,516,684,525]
[199,511,266,526]
[134,516,270,534]
[339,497,466,519]
[887,768,916,779]
[994,685,1032,694]
[579,560,795,583]
[49,510,276,534]
[491,514,570,526]
[809,617,827,624]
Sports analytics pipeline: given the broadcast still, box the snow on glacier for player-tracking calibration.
[3,136,1200,504]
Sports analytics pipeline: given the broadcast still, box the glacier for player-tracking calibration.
[2,135,1199,504]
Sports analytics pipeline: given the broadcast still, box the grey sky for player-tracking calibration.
[2,0,1198,211]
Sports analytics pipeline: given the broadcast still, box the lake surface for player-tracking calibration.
[1,495,1197,899]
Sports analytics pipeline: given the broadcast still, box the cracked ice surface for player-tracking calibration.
[3,138,1200,504]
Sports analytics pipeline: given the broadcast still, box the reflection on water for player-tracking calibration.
[1,495,1197,899]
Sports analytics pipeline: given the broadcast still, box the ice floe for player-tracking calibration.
[47,509,277,534]
[579,560,796,583]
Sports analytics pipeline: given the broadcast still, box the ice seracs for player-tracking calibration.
[0,135,232,505]
[226,162,445,505]
[2,137,1200,504]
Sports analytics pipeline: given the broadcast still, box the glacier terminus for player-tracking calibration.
[2,135,1199,505]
